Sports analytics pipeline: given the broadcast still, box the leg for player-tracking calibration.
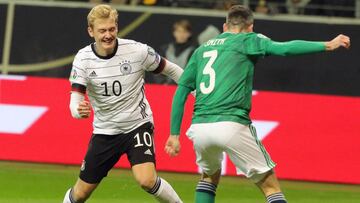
[256,170,281,196]
[64,133,124,203]
[256,171,287,203]
[132,162,182,203]
[132,162,157,191]
[195,170,221,203]
[186,123,226,203]
[63,178,98,203]
[205,122,285,202]
[127,123,182,202]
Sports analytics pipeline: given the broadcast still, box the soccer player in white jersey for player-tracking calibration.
[63,4,183,203]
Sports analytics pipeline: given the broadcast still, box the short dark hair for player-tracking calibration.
[173,19,192,33]
[226,5,253,29]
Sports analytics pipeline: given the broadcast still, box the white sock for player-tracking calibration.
[63,188,75,203]
[148,177,182,203]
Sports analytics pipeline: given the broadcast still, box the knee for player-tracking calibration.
[137,177,157,191]
[202,169,221,185]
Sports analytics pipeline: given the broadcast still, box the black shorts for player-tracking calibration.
[79,122,156,184]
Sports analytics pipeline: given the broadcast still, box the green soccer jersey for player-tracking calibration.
[179,32,272,125]
[171,32,325,135]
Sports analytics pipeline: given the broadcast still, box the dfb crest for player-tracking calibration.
[120,60,132,75]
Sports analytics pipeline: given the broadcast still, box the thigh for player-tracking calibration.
[126,122,156,166]
[225,123,276,182]
[79,134,127,184]
[186,123,226,176]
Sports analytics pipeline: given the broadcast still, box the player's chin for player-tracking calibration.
[102,42,115,50]
[101,39,116,48]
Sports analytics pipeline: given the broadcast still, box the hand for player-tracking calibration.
[77,101,91,118]
[165,135,181,157]
[325,34,350,51]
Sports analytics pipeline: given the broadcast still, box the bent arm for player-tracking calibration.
[170,85,192,135]
[159,59,184,83]
[69,83,88,119]
[69,91,84,118]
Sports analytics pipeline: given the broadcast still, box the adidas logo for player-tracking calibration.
[144,149,152,156]
[89,70,97,77]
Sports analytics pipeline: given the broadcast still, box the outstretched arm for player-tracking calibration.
[165,85,192,157]
[266,34,350,56]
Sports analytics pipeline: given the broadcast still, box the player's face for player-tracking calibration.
[173,26,191,44]
[88,17,118,56]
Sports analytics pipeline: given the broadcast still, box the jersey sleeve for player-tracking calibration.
[141,44,162,72]
[170,85,192,135]
[177,52,197,90]
[243,33,325,57]
[265,40,325,56]
[69,52,88,89]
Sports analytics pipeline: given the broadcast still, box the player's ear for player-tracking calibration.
[88,26,94,37]
[223,23,228,32]
[115,23,119,33]
[247,24,254,32]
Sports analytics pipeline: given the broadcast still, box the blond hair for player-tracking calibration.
[87,4,118,28]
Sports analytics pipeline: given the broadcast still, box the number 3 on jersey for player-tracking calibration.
[200,50,217,94]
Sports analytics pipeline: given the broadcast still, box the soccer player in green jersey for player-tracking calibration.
[164,5,350,203]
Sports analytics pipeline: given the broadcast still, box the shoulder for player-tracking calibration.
[74,44,93,59]
[118,38,146,49]
[254,33,270,40]
[77,44,91,54]
[118,38,150,53]
[118,38,138,46]
[244,32,271,41]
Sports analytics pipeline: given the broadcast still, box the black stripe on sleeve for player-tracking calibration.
[152,57,166,74]
[71,83,86,94]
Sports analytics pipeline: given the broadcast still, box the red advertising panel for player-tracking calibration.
[0,76,359,184]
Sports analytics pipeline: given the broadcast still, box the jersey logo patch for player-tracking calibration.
[147,47,155,56]
[70,69,78,80]
[144,149,153,156]
[120,60,132,75]
[89,70,97,77]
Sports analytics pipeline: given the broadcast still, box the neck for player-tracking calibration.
[226,29,248,34]
[223,23,253,33]
[95,45,114,57]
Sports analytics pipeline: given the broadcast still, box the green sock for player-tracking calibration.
[195,191,215,203]
[195,180,217,203]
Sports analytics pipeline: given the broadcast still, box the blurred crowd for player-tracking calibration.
[60,0,357,84]
[84,0,357,18]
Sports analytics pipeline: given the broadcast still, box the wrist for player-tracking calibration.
[324,41,334,51]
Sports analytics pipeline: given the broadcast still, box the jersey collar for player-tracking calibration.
[91,39,118,60]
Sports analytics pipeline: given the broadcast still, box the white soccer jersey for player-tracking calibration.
[69,38,161,135]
